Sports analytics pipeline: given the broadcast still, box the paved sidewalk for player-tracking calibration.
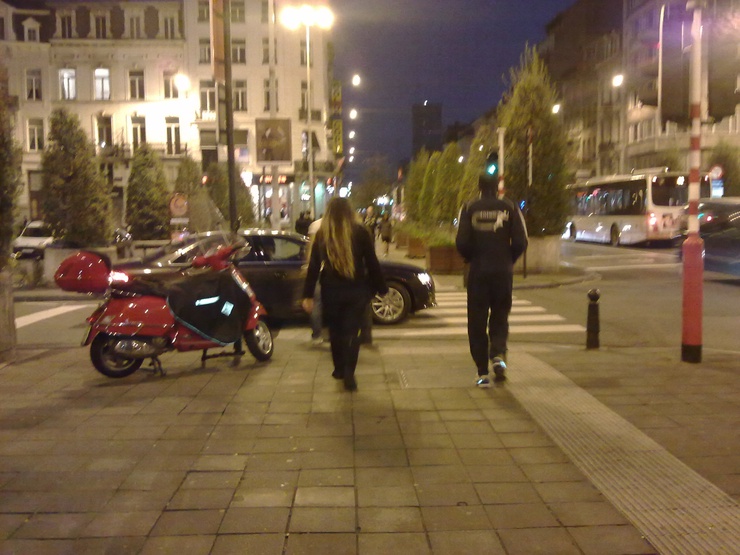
[3,243,739,554]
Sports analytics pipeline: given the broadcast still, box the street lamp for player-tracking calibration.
[280,4,334,217]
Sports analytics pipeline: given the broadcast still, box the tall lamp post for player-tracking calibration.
[280,5,334,217]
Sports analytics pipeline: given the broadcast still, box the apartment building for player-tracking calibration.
[1,0,335,227]
[542,0,740,177]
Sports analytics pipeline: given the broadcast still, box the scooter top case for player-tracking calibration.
[54,250,111,294]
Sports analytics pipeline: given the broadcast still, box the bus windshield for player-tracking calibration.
[651,175,712,206]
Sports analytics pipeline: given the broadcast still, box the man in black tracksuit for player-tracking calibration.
[455,162,528,387]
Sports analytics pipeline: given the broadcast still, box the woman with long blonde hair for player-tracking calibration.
[302,198,387,391]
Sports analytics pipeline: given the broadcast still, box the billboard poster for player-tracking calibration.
[256,119,292,163]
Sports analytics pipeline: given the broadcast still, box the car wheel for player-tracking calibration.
[372,282,410,325]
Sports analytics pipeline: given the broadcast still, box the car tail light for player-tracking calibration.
[648,213,658,227]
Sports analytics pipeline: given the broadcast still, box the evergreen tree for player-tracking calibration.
[404,148,429,222]
[497,46,571,236]
[204,162,229,222]
[433,142,464,224]
[0,94,21,272]
[418,151,440,224]
[236,181,256,227]
[126,144,170,240]
[174,154,202,197]
[41,108,112,246]
[458,125,496,208]
[708,142,740,196]
[202,163,255,230]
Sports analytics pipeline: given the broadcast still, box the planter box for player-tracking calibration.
[426,244,465,274]
[394,230,409,248]
[407,236,426,259]
[514,235,561,274]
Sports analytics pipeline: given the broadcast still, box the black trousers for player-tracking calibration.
[322,286,368,378]
[466,271,513,374]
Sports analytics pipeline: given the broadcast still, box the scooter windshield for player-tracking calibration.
[167,271,252,345]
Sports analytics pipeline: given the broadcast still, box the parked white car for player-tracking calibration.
[12,221,54,260]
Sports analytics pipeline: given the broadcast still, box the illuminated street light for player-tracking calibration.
[349,156,355,163]
[280,4,334,216]
[552,103,561,114]
[349,146,355,154]
[348,130,356,139]
[352,74,361,87]
[612,74,624,88]
[174,73,190,95]
[349,108,358,119]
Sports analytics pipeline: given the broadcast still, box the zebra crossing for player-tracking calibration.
[373,290,585,339]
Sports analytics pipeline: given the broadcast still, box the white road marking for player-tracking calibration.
[432,306,547,316]
[15,305,92,329]
[373,324,585,339]
[585,263,679,271]
[409,314,566,325]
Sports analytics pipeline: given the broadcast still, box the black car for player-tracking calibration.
[113,230,436,324]
[679,198,740,276]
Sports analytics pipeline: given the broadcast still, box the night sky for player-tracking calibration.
[330,0,576,179]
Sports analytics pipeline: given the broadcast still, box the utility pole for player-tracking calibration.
[222,0,238,233]
[267,0,280,229]
[681,0,705,363]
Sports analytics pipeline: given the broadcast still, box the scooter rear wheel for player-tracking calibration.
[90,334,143,378]
[245,320,273,361]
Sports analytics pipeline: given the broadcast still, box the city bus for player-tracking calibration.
[564,170,712,245]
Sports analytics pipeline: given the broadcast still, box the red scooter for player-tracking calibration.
[54,242,273,378]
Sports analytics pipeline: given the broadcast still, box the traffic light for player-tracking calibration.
[484,151,499,179]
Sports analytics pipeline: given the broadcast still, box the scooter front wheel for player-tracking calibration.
[90,334,143,378]
[244,320,273,361]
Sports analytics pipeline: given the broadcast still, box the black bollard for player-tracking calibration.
[586,288,600,349]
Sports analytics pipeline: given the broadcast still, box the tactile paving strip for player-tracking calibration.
[508,351,740,555]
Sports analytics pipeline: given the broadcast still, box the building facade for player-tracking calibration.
[1,0,336,228]
[542,0,740,178]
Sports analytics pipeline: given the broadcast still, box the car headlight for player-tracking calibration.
[416,272,432,286]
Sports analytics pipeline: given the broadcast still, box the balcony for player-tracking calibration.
[97,143,132,159]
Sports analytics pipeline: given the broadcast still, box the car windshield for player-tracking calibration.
[23,226,52,238]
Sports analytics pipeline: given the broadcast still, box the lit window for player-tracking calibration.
[59,68,76,100]
[94,68,111,100]
[97,115,112,148]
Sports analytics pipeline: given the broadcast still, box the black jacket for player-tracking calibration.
[455,192,528,274]
[303,224,388,298]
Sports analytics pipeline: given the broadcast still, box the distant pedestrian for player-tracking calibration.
[295,211,312,236]
[363,205,377,239]
[455,153,528,387]
[378,213,392,257]
[302,198,388,391]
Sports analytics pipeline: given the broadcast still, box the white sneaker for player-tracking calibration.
[476,374,492,388]
[492,358,507,382]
